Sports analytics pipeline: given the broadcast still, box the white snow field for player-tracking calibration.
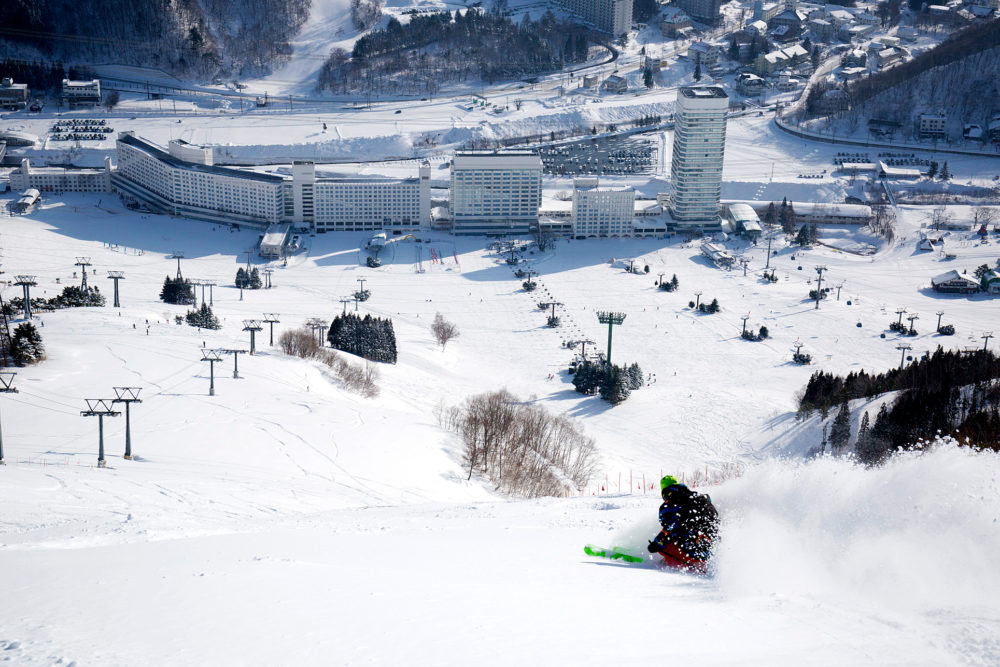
[1,193,999,665]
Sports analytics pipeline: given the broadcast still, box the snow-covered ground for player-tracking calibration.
[1,191,999,664]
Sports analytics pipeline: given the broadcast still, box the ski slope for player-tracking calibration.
[0,195,999,664]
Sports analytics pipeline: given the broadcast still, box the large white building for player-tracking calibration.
[113,133,430,231]
[557,0,632,35]
[10,158,113,193]
[450,151,542,235]
[61,79,102,106]
[669,86,729,228]
[571,177,635,237]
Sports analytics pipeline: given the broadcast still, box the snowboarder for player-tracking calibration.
[647,475,719,573]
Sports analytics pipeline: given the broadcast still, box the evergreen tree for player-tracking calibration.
[643,66,653,89]
[599,365,630,405]
[764,202,777,227]
[626,362,644,390]
[780,198,795,234]
[160,276,194,305]
[926,161,938,179]
[10,322,44,366]
[670,274,679,289]
[250,267,263,289]
[939,161,950,181]
[186,303,221,330]
[235,267,248,288]
[795,224,811,246]
[694,60,702,82]
[830,400,851,451]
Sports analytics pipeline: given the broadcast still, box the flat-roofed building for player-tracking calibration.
[9,157,112,193]
[449,151,542,235]
[676,0,723,26]
[61,79,102,106]
[557,0,632,35]
[571,177,636,237]
[0,78,28,109]
[669,86,729,227]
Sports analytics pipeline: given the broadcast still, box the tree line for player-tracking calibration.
[327,312,398,364]
[319,8,595,94]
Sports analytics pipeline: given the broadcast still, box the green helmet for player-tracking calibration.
[659,475,679,491]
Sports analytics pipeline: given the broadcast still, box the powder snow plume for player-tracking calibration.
[711,442,1000,617]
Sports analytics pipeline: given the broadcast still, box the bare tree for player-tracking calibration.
[932,205,951,231]
[431,312,460,349]
[973,206,997,228]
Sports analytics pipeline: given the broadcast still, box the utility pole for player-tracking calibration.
[242,319,263,355]
[81,399,120,468]
[75,257,92,290]
[222,349,248,379]
[895,308,907,327]
[111,387,142,460]
[262,268,274,289]
[107,271,125,308]
[814,266,827,310]
[0,372,17,465]
[936,311,945,331]
[595,311,626,367]
[983,332,994,351]
[170,251,185,281]
[263,313,280,346]
[693,291,703,309]
[14,276,37,319]
[201,349,223,396]
[896,344,912,370]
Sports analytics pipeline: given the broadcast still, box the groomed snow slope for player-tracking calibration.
[0,195,999,663]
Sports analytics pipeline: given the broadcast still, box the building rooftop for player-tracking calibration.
[679,86,727,99]
[119,133,286,183]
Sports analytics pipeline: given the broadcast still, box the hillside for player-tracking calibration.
[0,192,999,662]
[0,0,311,78]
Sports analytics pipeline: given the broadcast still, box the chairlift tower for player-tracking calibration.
[111,387,142,460]
[170,251,185,281]
[201,349,223,396]
[14,276,37,319]
[262,268,274,289]
[0,372,17,465]
[307,318,328,346]
[814,266,828,310]
[596,311,626,367]
[895,308,907,327]
[983,332,994,351]
[547,301,563,327]
[262,313,280,346]
[906,313,919,334]
[896,343,912,370]
[242,319,263,355]
[222,349,248,379]
[936,311,945,331]
[107,271,125,308]
[81,398,120,468]
[693,291,703,309]
[0,293,14,367]
[338,298,352,315]
[199,279,216,307]
[74,257,93,290]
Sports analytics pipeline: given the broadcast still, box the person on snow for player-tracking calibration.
[647,475,719,572]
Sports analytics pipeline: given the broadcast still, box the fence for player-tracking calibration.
[583,466,737,497]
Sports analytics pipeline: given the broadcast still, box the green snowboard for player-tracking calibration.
[584,544,645,564]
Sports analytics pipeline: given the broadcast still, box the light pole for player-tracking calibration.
[596,311,626,367]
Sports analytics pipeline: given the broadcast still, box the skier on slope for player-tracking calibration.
[647,475,719,573]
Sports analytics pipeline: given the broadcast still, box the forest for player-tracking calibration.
[798,348,1000,460]
[319,8,597,95]
[0,0,311,78]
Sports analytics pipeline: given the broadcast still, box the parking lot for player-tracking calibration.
[539,135,658,176]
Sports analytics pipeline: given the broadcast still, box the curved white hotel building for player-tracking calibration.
[112,132,430,232]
